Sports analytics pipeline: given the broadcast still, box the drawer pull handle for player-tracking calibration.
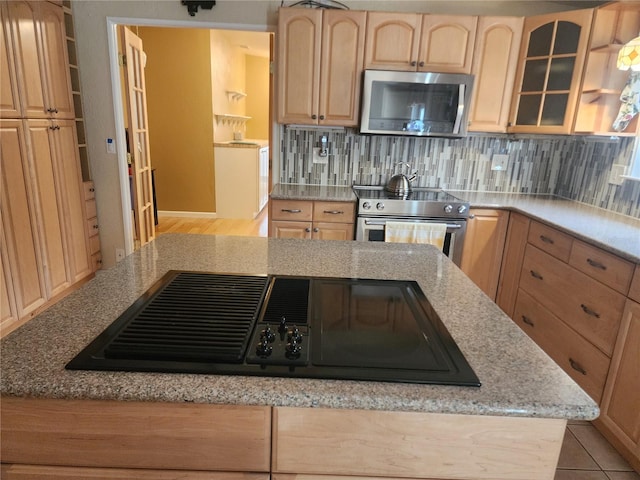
[586,258,607,270]
[281,209,302,213]
[522,316,535,327]
[530,270,543,280]
[323,210,344,215]
[569,358,587,375]
[539,235,554,244]
[580,304,600,318]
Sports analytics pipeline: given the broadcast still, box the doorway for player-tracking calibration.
[109,20,274,255]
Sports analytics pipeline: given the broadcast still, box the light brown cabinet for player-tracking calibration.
[468,16,524,132]
[509,9,593,134]
[1,1,74,120]
[0,0,92,338]
[84,181,101,271]
[277,7,365,126]
[269,199,355,240]
[460,209,509,300]
[364,12,477,73]
[574,3,640,136]
[595,298,640,472]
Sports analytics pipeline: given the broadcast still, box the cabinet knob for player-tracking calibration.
[410,61,417,66]
[313,227,319,233]
[311,114,317,120]
[47,107,59,113]
[418,61,424,67]
[319,115,325,120]
[305,227,311,232]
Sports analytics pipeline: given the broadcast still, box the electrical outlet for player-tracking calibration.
[115,248,125,262]
[608,164,627,185]
[312,147,328,164]
[491,154,509,171]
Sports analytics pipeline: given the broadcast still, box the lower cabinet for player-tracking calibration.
[0,398,271,476]
[272,407,566,480]
[595,298,640,472]
[460,208,509,300]
[269,199,355,240]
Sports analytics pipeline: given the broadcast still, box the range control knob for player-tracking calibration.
[443,204,454,214]
[457,205,467,214]
[376,202,385,211]
[285,338,302,359]
[288,326,303,344]
[261,325,276,343]
[256,338,272,358]
[362,201,371,210]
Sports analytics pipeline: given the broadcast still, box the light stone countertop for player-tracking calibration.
[213,139,269,148]
[1,234,598,420]
[270,183,357,202]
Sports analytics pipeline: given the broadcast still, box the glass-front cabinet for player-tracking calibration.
[508,10,593,134]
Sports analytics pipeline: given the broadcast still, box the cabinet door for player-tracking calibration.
[418,15,477,73]
[509,9,593,134]
[364,12,421,71]
[0,119,47,319]
[597,299,640,470]
[6,1,73,119]
[0,215,19,331]
[319,10,365,126]
[270,220,312,239]
[1,3,22,118]
[312,222,354,241]
[496,211,530,317]
[460,209,509,300]
[277,8,322,124]
[469,16,524,132]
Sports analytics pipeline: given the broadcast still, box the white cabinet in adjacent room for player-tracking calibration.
[214,144,269,219]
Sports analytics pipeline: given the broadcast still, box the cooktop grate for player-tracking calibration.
[102,272,268,363]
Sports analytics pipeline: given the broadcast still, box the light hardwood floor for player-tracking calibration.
[156,208,268,237]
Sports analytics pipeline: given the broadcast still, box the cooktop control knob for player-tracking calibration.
[376,202,385,211]
[285,338,302,359]
[288,326,303,344]
[457,204,467,214]
[443,204,453,214]
[362,201,371,210]
[261,325,276,343]
[256,337,272,358]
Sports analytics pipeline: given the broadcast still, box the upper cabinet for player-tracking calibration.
[364,12,477,73]
[277,7,366,126]
[574,3,640,136]
[508,9,593,134]
[469,16,524,132]
[1,1,74,120]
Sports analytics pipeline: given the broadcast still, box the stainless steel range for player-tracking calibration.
[353,186,470,266]
[66,271,480,386]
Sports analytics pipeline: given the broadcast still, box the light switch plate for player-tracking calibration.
[608,164,627,185]
[312,147,328,164]
[106,138,116,154]
[491,154,509,171]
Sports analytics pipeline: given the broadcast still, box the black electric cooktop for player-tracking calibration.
[66,271,480,386]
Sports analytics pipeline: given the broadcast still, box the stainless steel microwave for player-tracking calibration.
[360,70,474,138]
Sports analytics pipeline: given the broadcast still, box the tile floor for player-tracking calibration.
[556,421,639,480]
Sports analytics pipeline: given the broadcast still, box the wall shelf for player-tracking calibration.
[226,90,247,101]
[215,113,251,126]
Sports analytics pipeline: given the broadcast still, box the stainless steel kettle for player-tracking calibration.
[385,162,417,196]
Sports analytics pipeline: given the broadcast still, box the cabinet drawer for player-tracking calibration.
[89,234,100,255]
[0,398,271,472]
[513,289,610,402]
[271,200,313,221]
[312,201,355,223]
[83,181,96,200]
[520,244,625,356]
[569,240,634,295]
[527,221,573,262]
[629,265,640,304]
[271,220,312,239]
[86,218,99,238]
[85,199,97,219]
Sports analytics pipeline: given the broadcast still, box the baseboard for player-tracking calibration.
[157,210,217,219]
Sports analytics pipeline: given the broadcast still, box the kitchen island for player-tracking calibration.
[1,235,597,479]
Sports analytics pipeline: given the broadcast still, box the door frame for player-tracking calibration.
[106,16,276,256]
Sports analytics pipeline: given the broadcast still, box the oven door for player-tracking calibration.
[356,217,466,266]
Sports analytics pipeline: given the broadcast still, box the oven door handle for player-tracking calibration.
[364,219,463,229]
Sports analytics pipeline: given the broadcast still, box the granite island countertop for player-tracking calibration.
[270,183,640,263]
[1,234,598,420]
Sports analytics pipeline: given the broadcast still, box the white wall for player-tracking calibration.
[71,0,603,268]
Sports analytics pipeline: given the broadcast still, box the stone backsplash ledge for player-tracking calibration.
[278,126,639,219]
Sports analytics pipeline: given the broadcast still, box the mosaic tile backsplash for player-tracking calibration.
[278,126,640,218]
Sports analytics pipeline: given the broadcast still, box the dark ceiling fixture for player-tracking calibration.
[181,1,216,16]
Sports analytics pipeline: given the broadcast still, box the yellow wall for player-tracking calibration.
[245,54,270,140]
[138,27,215,213]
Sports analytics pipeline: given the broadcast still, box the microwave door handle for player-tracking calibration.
[453,84,465,134]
